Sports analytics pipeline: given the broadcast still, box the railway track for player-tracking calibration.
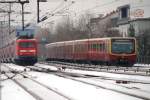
[41,61,150,76]
[25,63,150,99]
[28,63,150,100]
[54,72,150,100]
[1,63,150,100]
[1,64,71,100]
[3,63,150,84]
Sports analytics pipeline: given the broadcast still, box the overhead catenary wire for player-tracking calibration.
[39,0,75,23]
[47,0,66,14]
[14,0,67,28]
[74,0,150,17]
[1,0,150,29]
[24,0,75,28]
[75,0,121,15]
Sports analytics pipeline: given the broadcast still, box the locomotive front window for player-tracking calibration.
[111,39,135,54]
[19,42,35,48]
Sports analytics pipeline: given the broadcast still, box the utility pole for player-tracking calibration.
[86,22,93,38]
[20,1,25,30]
[0,22,2,64]
[0,0,29,30]
[0,22,3,48]
[37,0,40,23]
[0,6,13,34]
[8,3,11,34]
[37,0,47,23]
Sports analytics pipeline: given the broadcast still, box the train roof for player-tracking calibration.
[46,37,136,46]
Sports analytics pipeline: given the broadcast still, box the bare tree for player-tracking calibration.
[53,12,93,41]
[136,30,150,64]
[89,11,121,38]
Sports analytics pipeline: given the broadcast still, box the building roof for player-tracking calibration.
[90,10,118,23]
[118,17,150,25]
[129,18,150,22]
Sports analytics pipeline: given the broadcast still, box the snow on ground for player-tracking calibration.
[1,80,36,100]
[134,64,150,67]
[86,76,150,93]
[121,82,150,93]
[1,63,150,100]
[64,68,150,83]
[27,72,143,100]
[2,63,28,71]
[74,77,150,99]
[15,78,68,100]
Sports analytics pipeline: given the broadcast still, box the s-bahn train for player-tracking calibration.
[0,38,38,65]
[46,37,136,66]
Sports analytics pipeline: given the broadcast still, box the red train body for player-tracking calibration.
[46,37,136,66]
[0,38,37,65]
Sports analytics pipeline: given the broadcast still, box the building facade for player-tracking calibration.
[117,4,150,37]
[89,0,150,37]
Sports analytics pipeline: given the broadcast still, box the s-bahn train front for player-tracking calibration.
[109,37,136,66]
[14,39,37,65]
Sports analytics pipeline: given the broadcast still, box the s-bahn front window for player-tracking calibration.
[111,39,135,54]
[19,42,35,48]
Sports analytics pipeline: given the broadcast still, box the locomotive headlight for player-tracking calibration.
[20,50,28,52]
[29,50,36,52]
[19,50,36,53]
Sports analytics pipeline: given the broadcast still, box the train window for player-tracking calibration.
[96,44,98,51]
[99,44,102,51]
[93,44,96,49]
[97,44,100,51]
[19,42,35,48]
[91,43,100,51]
[111,39,135,54]
[99,43,105,52]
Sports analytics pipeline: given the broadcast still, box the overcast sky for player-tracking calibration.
[0,0,150,27]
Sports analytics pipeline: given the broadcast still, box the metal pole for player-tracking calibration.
[8,3,11,34]
[37,0,40,22]
[0,21,3,63]
[0,22,3,48]
[0,0,29,31]
[21,2,25,30]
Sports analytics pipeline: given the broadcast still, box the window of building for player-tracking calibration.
[121,8,128,18]
[119,5,130,19]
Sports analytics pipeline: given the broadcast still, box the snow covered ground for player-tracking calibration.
[134,63,150,67]
[26,72,145,100]
[1,79,36,100]
[1,63,150,100]
[63,68,150,83]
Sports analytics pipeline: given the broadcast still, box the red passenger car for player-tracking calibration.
[46,37,136,66]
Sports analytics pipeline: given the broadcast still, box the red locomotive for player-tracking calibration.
[46,37,136,66]
[0,38,37,65]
